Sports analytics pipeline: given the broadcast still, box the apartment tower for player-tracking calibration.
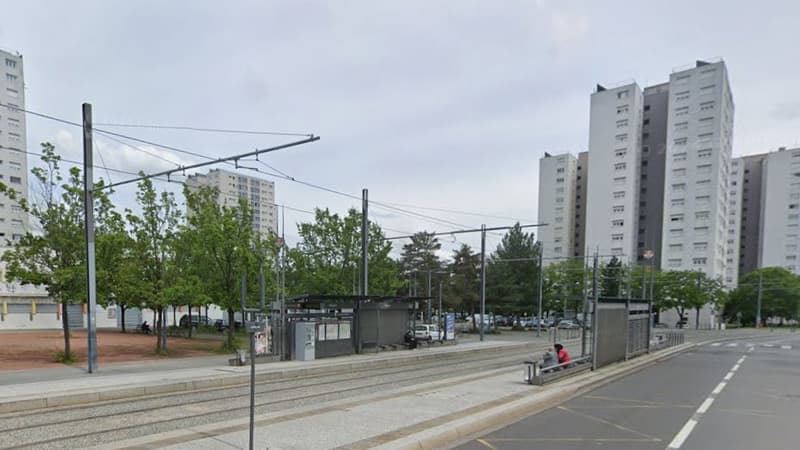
[537,152,577,264]
[0,49,29,245]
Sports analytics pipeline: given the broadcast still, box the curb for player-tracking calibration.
[0,340,558,415]
[375,342,696,450]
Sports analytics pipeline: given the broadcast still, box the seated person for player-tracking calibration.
[541,347,558,373]
[555,343,571,368]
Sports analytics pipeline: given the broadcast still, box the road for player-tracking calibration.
[458,332,800,450]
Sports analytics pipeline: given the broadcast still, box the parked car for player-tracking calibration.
[413,324,444,342]
[179,315,212,328]
[653,322,669,329]
[558,319,580,329]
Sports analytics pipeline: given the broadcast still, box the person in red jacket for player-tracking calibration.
[555,343,571,367]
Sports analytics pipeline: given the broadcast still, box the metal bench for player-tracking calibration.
[524,355,592,386]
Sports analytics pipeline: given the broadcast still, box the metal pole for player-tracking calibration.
[480,224,486,342]
[83,103,98,374]
[280,205,286,359]
[248,330,255,450]
[536,243,543,337]
[361,189,368,296]
[438,280,443,339]
[590,252,599,369]
[427,270,432,323]
[756,271,763,328]
[259,261,265,311]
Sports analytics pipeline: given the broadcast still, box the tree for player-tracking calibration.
[126,177,181,353]
[399,231,442,293]
[0,143,120,361]
[486,223,538,315]
[655,270,722,327]
[285,208,402,296]
[443,244,480,327]
[543,259,588,316]
[181,186,263,351]
[725,267,800,326]
[600,256,625,298]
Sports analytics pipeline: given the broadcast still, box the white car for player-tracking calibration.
[414,324,443,342]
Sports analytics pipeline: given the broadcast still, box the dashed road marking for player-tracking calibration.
[710,343,722,347]
[781,345,792,350]
[726,343,739,347]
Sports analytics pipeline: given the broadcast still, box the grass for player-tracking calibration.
[53,351,78,364]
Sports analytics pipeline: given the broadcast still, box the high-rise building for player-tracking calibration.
[738,154,767,276]
[0,49,29,245]
[537,152,577,264]
[660,60,734,281]
[724,157,745,288]
[186,168,278,236]
[586,82,643,262]
[759,147,800,275]
[573,151,588,258]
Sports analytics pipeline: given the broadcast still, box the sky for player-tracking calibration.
[2,0,799,259]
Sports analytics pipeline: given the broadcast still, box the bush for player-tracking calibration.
[53,351,78,364]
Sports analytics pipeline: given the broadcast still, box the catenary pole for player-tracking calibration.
[480,224,486,342]
[83,103,98,373]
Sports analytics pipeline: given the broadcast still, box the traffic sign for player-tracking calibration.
[643,250,654,260]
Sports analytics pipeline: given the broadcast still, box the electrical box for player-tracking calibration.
[293,322,316,361]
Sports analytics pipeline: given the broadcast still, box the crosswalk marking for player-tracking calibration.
[707,342,793,350]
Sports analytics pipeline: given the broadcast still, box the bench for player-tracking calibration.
[524,355,592,386]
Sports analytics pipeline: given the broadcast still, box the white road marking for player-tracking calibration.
[696,398,715,414]
[726,343,738,347]
[710,343,722,347]
[667,419,697,449]
[762,344,774,348]
[667,355,745,448]
[747,346,755,353]
[781,345,792,350]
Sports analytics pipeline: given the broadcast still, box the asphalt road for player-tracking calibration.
[458,332,800,450]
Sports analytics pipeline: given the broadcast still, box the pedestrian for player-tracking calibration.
[541,347,558,373]
[554,343,571,367]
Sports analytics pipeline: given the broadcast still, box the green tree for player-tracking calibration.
[486,223,538,315]
[600,256,626,298]
[286,208,401,295]
[443,244,480,327]
[543,259,588,316]
[126,177,181,353]
[399,231,442,293]
[0,143,120,360]
[725,267,800,326]
[655,270,722,327]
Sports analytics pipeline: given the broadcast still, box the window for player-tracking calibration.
[555,187,565,194]
[675,106,689,116]
[670,214,684,223]
[617,90,629,99]
[6,88,18,98]
[675,91,690,101]
[5,73,17,83]
[612,233,624,242]
[613,176,626,184]
[695,211,710,220]
[697,179,711,186]
[672,198,685,207]
[674,121,688,131]
[613,191,625,200]
[790,204,799,210]
[9,176,21,184]
[556,197,564,204]
[698,149,712,158]
[669,244,683,252]
[700,68,716,77]
[5,58,16,69]
[615,133,628,143]
[611,247,624,255]
[674,137,688,146]
[700,84,716,94]
[643,119,650,126]
[693,257,707,265]
[672,168,686,177]
[556,167,565,173]
[674,152,687,162]
[694,242,708,251]
[699,116,714,124]
[615,149,627,158]
[616,119,629,128]
[670,228,684,238]
[612,219,624,227]
[698,132,713,139]
[697,164,712,174]
[11,219,23,226]
[700,101,715,111]
[695,226,710,235]
[612,205,625,213]
[617,105,629,114]
[675,74,691,83]
[672,183,686,192]
[614,162,626,171]
[556,177,565,183]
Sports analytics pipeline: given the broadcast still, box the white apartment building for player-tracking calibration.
[586,82,643,262]
[186,168,278,236]
[537,152,577,264]
[0,49,29,245]
[724,157,745,288]
[660,60,734,281]
[759,147,800,275]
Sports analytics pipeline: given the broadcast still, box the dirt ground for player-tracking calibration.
[0,330,222,371]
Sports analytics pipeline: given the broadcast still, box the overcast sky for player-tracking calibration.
[2,0,799,258]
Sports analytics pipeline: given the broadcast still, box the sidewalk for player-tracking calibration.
[0,338,544,414]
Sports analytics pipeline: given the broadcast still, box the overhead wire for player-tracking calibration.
[93,122,313,138]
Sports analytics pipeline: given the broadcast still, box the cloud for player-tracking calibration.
[770,102,800,121]
[549,11,590,50]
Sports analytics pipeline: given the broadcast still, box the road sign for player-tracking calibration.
[643,250,654,260]
[276,237,285,248]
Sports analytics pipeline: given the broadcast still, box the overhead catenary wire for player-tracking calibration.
[93,122,314,138]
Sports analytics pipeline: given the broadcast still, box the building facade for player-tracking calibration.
[537,152,577,264]
[0,49,29,244]
[759,147,800,275]
[738,154,767,276]
[573,151,588,258]
[724,157,745,288]
[186,168,278,235]
[586,82,643,262]
[660,60,734,282]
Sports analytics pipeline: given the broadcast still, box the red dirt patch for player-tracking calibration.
[0,330,222,371]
